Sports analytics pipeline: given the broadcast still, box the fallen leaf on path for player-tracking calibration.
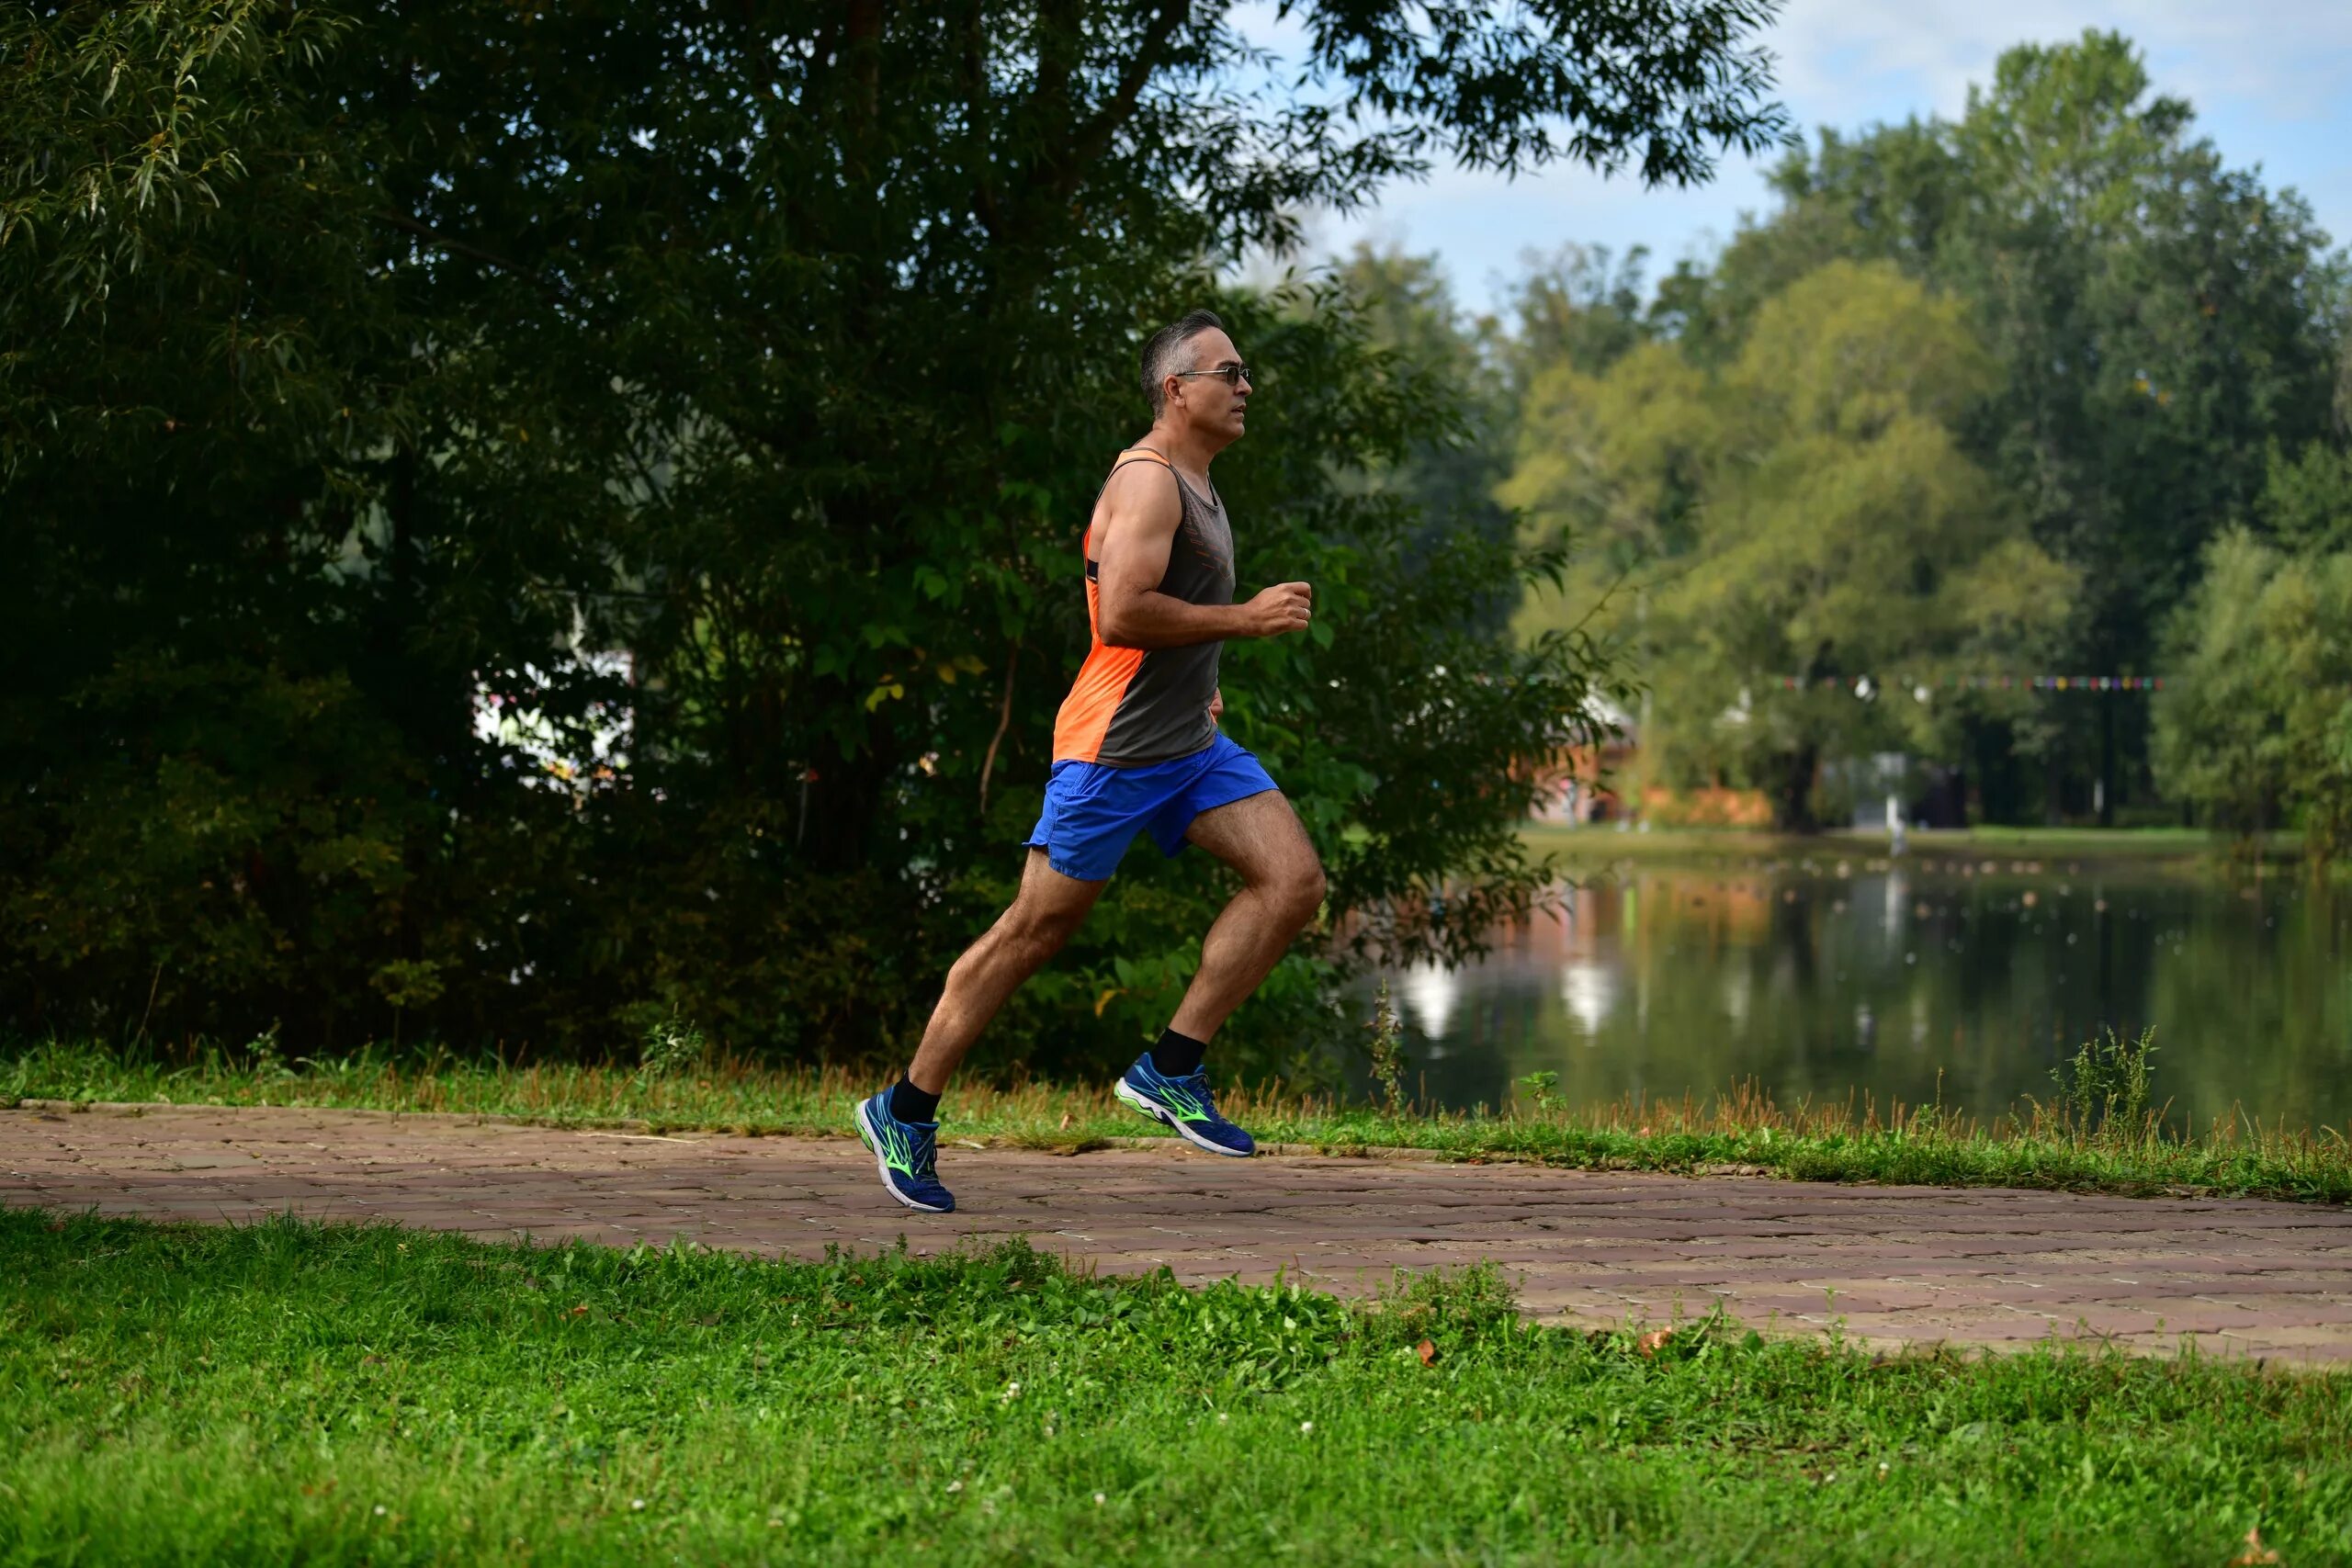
[1415,1338,1437,1367]
[1635,1328,1675,1358]
[2231,1527,2279,1566]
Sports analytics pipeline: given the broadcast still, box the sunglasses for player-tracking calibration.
[1172,364,1253,389]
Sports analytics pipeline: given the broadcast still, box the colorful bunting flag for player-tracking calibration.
[1772,674,2166,692]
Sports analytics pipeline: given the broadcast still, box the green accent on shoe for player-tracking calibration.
[1155,1079,1211,1122]
[867,1113,917,1176]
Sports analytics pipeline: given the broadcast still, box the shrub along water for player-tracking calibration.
[10,1035,2349,1205]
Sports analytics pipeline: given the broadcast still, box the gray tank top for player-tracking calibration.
[1053,450,1237,767]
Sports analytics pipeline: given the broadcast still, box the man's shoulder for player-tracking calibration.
[1099,455,1183,518]
[1103,446,1177,483]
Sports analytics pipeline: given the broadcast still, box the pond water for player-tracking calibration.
[1363,855,2352,1134]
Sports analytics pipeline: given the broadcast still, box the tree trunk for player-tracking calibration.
[2098,696,2116,828]
[1775,742,1819,833]
[799,702,898,874]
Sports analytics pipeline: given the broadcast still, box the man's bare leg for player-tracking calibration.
[859,851,1103,1212]
[1170,790,1326,1041]
[1108,790,1322,1156]
[906,849,1105,1093]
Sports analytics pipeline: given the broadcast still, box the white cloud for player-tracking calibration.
[1767,0,2352,123]
[1276,0,2352,311]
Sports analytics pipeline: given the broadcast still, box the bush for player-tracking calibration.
[0,4,1629,1076]
[2154,529,2352,863]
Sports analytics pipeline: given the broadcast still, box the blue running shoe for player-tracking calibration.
[1114,1055,1255,1156]
[854,1091,956,1213]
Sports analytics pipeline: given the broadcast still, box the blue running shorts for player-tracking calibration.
[1023,732,1279,882]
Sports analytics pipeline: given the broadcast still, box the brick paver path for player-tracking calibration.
[6,1104,2350,1363]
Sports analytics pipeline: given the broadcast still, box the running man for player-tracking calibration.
[855,309,1324,1213]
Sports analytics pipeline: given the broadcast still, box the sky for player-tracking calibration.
[1241,1,2352,318]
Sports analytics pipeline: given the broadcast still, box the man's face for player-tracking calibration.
[1170,328,1251,446]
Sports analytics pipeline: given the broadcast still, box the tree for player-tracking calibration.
[1641,31,2344,822]
[1504,243,1657,389]
[1,0,1786,1060]
[2260,441,2352,557]
[1330,245,1521,628]
[2154,531,2352,863]
[1509,261,2075,829]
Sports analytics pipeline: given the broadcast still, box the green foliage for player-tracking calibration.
[0,2,1785,1062]
[6,1212,2350,1564]
[1514,30,2345,826]
[2261,439,2352,557]
[634,1010,709,1084]
[1329,245,1521,630]
[1363,976,1408,1113]
[2043,1026,2160,1140]
[2154,530,2352,863]
[0,660,435,1042]
[1505,243,1659,388]
[1724,32,2338,671]
[1511,261,2075,828]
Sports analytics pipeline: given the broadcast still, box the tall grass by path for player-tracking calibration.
[10,1037,2349,1205]
[2,1209,2346,1566]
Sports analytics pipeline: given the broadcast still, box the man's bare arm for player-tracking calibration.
[1092,466,1312,649]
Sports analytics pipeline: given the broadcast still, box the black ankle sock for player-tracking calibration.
[1149,1026,1208,1078]
[888,1075,940,1124]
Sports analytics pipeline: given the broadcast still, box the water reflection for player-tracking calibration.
[1364,862,2352,1131]
[1560,962,1615,1037]
[1400,961,1459,1044]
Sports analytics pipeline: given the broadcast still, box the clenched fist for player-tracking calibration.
[1242,581,1313,637]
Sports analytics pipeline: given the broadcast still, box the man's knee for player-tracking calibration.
[999,902,1087,963]
[1272,858,1327,928]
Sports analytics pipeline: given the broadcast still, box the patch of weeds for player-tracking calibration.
[2041,1025,2161,1141]
[634,1010,710,1086]
[1363,977,1408,1114]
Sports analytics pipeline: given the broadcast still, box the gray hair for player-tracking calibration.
[1139,308,1228,414]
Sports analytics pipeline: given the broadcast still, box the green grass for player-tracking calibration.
[2,1211,2346,1566]
[11,1040,2352,1206]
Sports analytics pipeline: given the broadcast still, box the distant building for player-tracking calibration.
[1527,698,1635,824]
[1526,701,1772,828]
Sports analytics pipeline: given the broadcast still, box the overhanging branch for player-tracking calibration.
[371,209,570,299]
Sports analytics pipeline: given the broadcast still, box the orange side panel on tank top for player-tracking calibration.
[1052,531,1145,764]
[1055,645,1144,763]
[1055,447,1198,766]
